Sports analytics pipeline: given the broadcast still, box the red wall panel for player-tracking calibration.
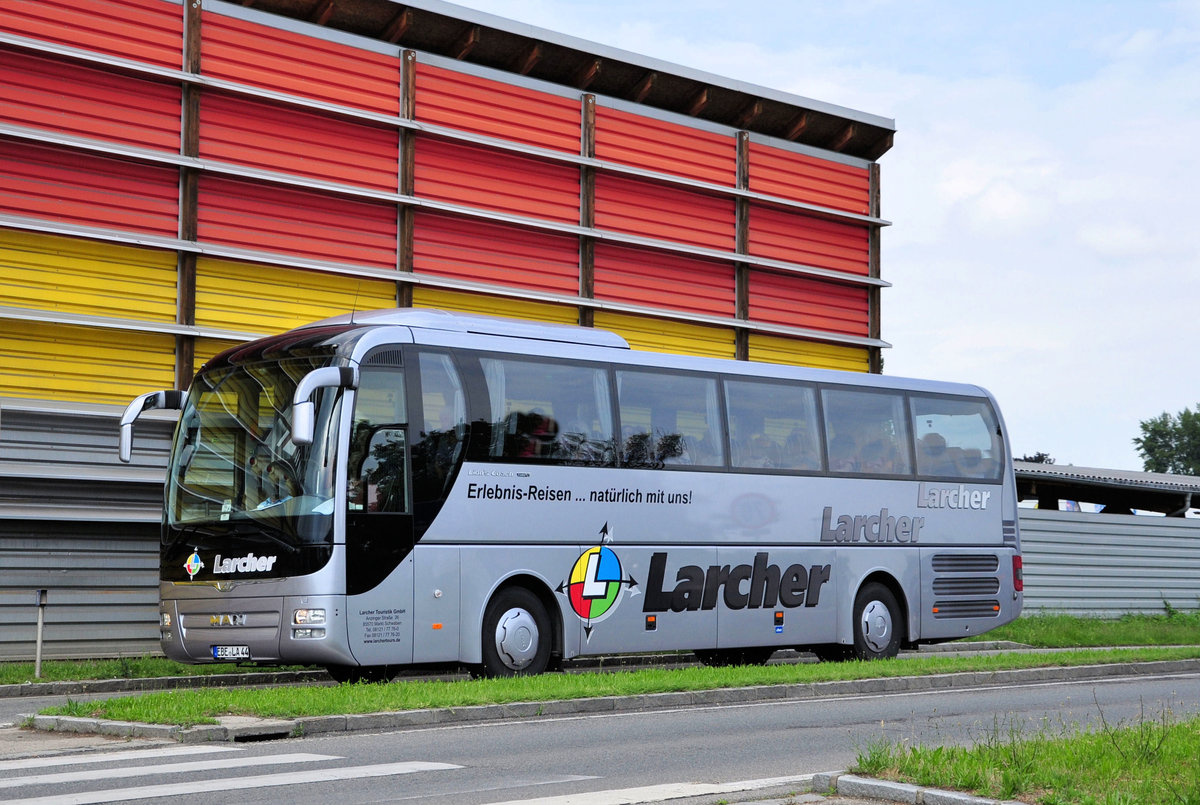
[595,106,735,186]
[199,92,399,191]
[0,0,183,68]
[197,176,397,268]
[747,203,869,276]
[201,11,400,115]
[748,270,869,337]
[0,49,181,151]
[0,140,178,234]
[595,174,734,251]
[593,243,735,317]
[414,137,579,223]
[748,141,870,215]
[413,212,578,295]
[414,63,580,153]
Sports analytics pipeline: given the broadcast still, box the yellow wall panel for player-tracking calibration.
[593,312,735,359]
[748,332,869,372]
[0,229,177,322]
[413,287,577,325]
[0,319,174,405]
[195,257,397,335]
[193,338,245,374]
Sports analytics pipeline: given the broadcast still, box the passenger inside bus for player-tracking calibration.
[917,432,956,476]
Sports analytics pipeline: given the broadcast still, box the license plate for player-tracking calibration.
[212,645,250,661]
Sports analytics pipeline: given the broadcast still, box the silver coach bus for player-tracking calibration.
[120,309,1023,681]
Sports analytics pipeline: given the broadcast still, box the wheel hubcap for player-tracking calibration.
[860,599,893,654]
[494,607,539,670]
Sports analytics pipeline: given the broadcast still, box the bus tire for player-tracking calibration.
[694,647,774,667]
[325,665,397,684]
[480,586,552,677]
[852,582,902,660]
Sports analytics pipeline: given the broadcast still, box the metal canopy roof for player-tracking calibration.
[235,0,896,162]
[1014,461,1200,516]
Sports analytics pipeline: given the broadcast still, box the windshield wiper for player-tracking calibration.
[226,521,301,555]
[165,521,219,551]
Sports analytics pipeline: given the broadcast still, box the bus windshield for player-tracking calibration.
[166,358,343,548]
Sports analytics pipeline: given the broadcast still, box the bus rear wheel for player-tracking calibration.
[852,582,903,660]
[480,587,552,677]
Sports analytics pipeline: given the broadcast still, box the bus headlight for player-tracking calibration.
[294,608,326,625]
[293,628,326,639]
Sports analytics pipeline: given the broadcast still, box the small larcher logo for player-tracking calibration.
[184,549,204,579]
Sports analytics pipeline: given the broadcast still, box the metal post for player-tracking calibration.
[34,589,47,679]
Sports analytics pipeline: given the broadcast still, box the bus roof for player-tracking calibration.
[303,308,631,350]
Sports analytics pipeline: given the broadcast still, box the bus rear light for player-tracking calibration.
[1013,556,1024,592]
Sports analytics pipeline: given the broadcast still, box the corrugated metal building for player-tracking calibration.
[0,0,897,659]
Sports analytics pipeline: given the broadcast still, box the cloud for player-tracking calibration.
[453,0,1200,469]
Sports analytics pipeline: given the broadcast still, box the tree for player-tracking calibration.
[1134,405,1200,475]
[1021,452,1055,464]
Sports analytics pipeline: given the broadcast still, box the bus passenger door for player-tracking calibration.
[344,370,417,667]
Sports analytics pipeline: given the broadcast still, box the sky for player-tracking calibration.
[448,0,1199,472]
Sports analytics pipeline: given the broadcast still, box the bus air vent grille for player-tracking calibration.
[931,554,999,573]
[932,577,1001,596]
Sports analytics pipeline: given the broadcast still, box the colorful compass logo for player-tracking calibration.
[558,523,638,639]
[184,549,205,580]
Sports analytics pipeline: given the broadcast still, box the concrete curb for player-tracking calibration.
[812,772,1026,805]
[26,658,1200,744]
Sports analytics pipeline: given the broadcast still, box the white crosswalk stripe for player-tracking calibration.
[0,745,242,773]
[0,752,335,789]
[0,743,462,805]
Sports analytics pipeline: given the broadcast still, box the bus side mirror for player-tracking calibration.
[292,366,359,447]
[119,390,186,463]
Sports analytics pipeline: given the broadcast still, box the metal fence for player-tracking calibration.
[1020,508,1200,616]
[0,399,173,660]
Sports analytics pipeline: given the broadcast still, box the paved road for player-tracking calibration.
[2,664,1198,804]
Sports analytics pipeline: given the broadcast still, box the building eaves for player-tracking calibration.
[235,0,896,161]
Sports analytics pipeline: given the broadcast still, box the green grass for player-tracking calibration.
[970,610,1200,648]
[0,657,309,687]
[854,705,1200,804]
[8,611,1197,688]
[39,646,1200,728]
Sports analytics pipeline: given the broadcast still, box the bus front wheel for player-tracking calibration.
[480,587,552,677]
[852,582,902,660]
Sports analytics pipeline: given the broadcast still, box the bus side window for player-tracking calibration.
[616,370,723,468]
[911,395,1003,480]
[412,352,466,501]
[480,356,614,466]
[725,379,821,471]
[348,365,409,512]
[821,388,912,476]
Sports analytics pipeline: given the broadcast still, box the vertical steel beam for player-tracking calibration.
[734,131,750,361]
[579,94,597,327]
[176,0,201,389]
[397,50,417,307]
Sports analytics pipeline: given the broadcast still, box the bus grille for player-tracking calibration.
[931,554,999,573]
[932,577,1000,595]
